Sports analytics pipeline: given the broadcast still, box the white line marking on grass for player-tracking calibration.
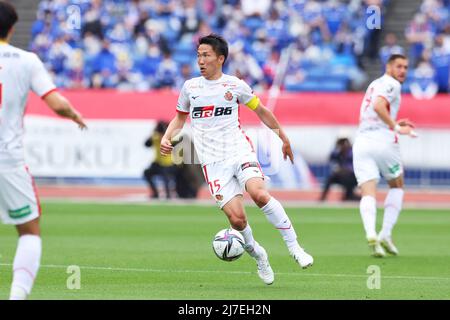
[1,263,449,281]
[41,197,450,210]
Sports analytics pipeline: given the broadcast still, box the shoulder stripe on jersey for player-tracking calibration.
[41,88,58,99]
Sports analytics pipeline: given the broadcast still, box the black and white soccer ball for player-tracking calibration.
[212,228,245,261]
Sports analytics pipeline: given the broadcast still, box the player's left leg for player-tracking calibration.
[10,218,41,300]
[378,175,404,255]
[0,166,43,300]
[245,177,313,269]
[222,196,274,285]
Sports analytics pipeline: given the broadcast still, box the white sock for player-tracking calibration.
[9,235,42,300]
[360,196,377,240]
[379,188,404,239]
[261,197,298,250]
[238,224,264,259]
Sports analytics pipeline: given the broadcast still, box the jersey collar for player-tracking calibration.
[202,73,225,84]
[384,73,401,86]
[0,40,8,45]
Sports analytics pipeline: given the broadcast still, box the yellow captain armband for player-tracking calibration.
[245,96,260,110]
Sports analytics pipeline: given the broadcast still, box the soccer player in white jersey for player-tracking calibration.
[160,34,313,285]
[353,54,416,257]
[0,2,87,299]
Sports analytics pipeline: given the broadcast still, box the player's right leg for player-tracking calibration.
[359,180,385,257]
[353,139,385,257]
[0,166,42,300]
[378,176,404,255]
[375,143,405,256]
[222,196,274,285]
[202,161,274,285]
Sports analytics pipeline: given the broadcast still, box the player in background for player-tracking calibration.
[160,34,313,285]
[0,1,87,300]
[353,54,417,257]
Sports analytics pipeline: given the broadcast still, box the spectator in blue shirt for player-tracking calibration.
[137,43,163,78]
[409,57,439,99]
[154,52,178,89]
[430,34,450,92]
[92,40,117,74]
[323,0,348,37]
[405,13,435,66]
[380,33,405,69]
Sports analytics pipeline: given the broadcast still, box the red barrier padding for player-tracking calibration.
[26,90,450,127]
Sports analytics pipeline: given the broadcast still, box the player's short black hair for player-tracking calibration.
[387,54,407,64]
[0,1,18,39]
[198,34,228,64]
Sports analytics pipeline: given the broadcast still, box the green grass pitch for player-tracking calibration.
[0,202,449,300]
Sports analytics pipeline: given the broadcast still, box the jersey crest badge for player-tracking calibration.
[224,91,233,101]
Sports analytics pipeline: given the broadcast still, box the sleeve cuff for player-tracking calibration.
[377,95,390,104]
[41,88,58,99]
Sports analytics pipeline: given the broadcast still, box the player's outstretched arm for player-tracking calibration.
[253,102,294,163]
[373,97,416,137]
[397,118,418,137]
[43,91,87,129]
[160,112,188,155]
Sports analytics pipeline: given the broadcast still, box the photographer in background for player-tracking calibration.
[143,120,177,199]
[320,136,360,202]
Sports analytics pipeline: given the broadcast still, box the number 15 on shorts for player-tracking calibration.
[208,179,220,194]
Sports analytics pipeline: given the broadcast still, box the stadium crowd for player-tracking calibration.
[403,0,450,95]
[29,0,389,92]
[29,0,449,93]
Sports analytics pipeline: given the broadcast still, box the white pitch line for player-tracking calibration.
[1,263,449,281]
[40,197,450,210]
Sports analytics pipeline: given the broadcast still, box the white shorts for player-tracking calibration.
[202,153,264,209]
[353,136,403,186]
[0,166,41,225]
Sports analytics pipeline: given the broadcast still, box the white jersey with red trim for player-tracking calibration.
[0,43,56,170]
[357,74,402,142]
[176,74,257,165]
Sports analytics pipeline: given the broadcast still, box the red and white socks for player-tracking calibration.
[379,188,404,240]
[261,197,298,251]
[9,235,41,300]
[360,195,378,240]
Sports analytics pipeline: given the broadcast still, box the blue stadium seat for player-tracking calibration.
[285,81,321,92]
[174,41,194,54]
[172,52,193,65]
[30,0,389,91]
[320,80,348,92]
[286,80,347,92]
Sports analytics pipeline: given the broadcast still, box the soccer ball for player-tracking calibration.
[212,228,245,261]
